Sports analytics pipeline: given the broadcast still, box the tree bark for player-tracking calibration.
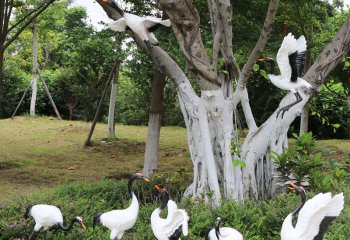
[300,107,309,134]
[30,19,38,117]
[300,26,313,134]
[143,70,166,178]
[107,60,121,139]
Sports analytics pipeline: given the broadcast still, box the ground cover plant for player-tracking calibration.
[0,117,349,239]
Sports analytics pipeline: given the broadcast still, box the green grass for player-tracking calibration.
[0,116,349,239]
[0,116,191,201]
[0,179,349,240]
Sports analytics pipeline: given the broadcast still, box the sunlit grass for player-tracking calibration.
[0,116,191,201]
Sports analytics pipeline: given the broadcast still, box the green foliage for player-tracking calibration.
[271,132,323,185]
[308,78,350,139]
[0,177,349,239]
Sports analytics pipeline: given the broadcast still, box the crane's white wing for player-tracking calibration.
[144,16,171,28]
[296,36,307,53]
[167,200,178,214]
[295,192,344,240]
[163,209,189,237]
[276,33,298,81]
[107,18,127,32]
[31,205,63,224]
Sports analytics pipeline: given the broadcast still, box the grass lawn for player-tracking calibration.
[0,116,349,202]
[0,116,191,201]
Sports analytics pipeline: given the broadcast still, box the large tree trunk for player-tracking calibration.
[97,0,350,204]
[107,60,121,139]
[143,70,166,177]
[30,19,38,117]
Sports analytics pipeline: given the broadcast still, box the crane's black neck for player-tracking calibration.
[128,176,138,198]
[58,218,79,231]
[159,191,170,210]
[292,189,306,216]
[215,219,222,239]
[267,60,275,74]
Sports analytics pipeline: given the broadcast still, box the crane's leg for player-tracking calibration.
[29,230,38,240]
[276,92,303,118]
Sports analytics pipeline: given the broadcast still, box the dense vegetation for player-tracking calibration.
[0,174,348,239]
[0,0,348,138]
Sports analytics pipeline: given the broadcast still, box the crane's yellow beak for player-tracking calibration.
[258,58,265,62]
[288,182,298,190]
[143,177,149,182]
[81,223,86,230]
[155,185,161,191]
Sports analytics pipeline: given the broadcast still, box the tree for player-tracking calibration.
[98,0,350,206]
[0,0,56,116]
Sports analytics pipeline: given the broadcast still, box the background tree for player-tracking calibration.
[0,0,56,116]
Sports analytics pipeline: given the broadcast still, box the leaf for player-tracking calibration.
[253,64,260,72]
[239,161,246,168]
[233,159,240,167]
[260,69,269,80]
[221,70,229,75]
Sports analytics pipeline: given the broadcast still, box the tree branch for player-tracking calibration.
[160,0,220,90]
[3,0,56,50]
[3,0,13,36]
[238,0,280,89]
[304,16,350,89]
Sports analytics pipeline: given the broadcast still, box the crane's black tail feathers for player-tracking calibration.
[93,213,103,229]
[24,205,33,219]
[313,216,337,240]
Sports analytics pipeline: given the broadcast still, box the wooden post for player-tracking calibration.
[11,80,33,119]
[37,68,62,120]
[84,60,120,146]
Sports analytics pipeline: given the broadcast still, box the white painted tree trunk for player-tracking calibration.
[30,19,38,117]
[144,113,162,176]
[97,0,350,204]
[143,71,166,177]
[300,107,309,135]
[107,62,120,139]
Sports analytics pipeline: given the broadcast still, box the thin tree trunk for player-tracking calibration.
[300,107,309,134]
[85,60,119,147]
[107,61,121,139]
[143,70,166,178]
[37,68,62,120]
[30,19,38,117]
